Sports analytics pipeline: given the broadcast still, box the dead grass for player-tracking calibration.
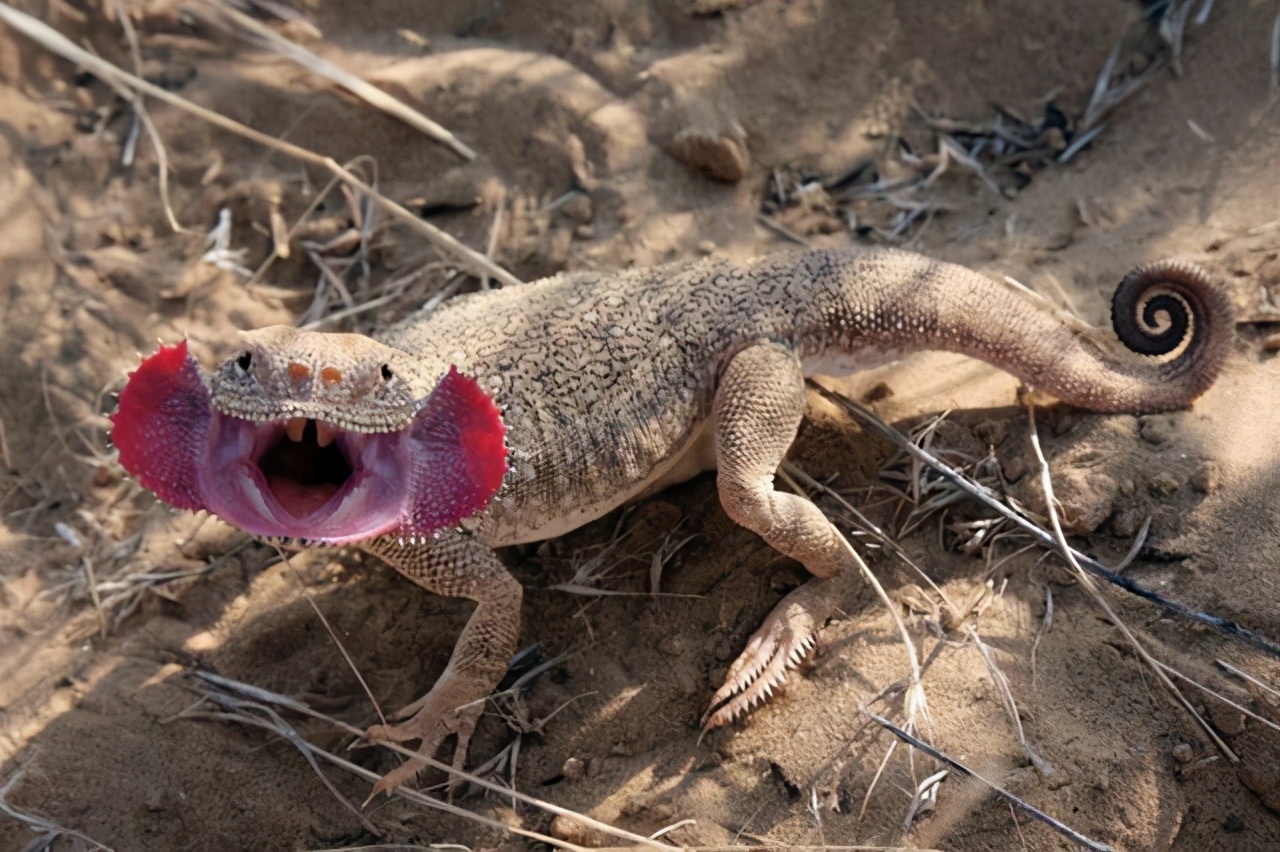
[0,4,518,288]
[788,385,1280,844]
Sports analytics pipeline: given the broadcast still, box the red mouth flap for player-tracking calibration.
[402,365,508,536]
[109,340,212,513]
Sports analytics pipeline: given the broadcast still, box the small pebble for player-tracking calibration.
[550,815,608,847]
[1147,471,1180,496]
[560,193,594,224]
[657,635,686,656]
[1191,461,1220,494]
[1002,454,1027,483]
[1139,415,1175,445]
[670,121,750,182]
[1110,506,1145,538]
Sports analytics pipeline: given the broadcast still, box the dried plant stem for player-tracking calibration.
[1153,659,1280,734]
[812,383,1280,661]
[832,532,930,731]
[185,0,475,160]
[781,462,963,622]
[2,766,115,850]
[0,411,11,472]
[1025,407,1237,763]
[865,713,1115,852]
[276,551,389,728]
[109,0,184,232]
[191,673,680,851]
[0,3,517,287]
[1216,658,1280,700]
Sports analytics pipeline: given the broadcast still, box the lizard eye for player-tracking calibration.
[380,363,394,382]
[236,352,253,372]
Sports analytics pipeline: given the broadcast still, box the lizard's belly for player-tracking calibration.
[475,419,716,546]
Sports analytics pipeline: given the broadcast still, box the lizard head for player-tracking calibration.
[109,328,507,545]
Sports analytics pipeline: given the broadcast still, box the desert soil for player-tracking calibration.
[2,1,1280,849]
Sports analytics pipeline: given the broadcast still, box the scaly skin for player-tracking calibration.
[111,247,1234,795]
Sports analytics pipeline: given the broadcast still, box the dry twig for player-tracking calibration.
[0,4,517,287]
[864,713,1115,852]
[813,383,1280,661]
[186,672,680,851]
[184,0,475,160]
[1025,407,1236,762]
[1,767,114,851]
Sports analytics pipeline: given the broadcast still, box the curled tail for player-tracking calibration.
[736,247,1231,415]
[820,250,1237,414]
[1094,260,1234,411]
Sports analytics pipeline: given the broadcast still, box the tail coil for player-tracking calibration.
[1110,261,1234,397]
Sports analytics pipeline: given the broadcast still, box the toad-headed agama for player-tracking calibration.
[110,247,1233,794]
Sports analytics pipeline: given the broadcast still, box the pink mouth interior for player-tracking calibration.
[259,420,349,517]
[200,413,410,544]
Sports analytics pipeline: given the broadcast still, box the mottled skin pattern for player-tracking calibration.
[188,247,1235,794]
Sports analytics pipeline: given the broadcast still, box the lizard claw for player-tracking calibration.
[365,667,489,799]
[701,578,837,731]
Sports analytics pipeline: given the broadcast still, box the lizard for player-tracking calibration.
[108,246,1233,795]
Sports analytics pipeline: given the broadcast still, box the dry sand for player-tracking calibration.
[2,1,1279,849]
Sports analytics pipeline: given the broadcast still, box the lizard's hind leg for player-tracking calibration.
[703,342,857,730]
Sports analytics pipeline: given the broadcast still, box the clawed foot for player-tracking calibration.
[701,578,839,731]
[364,667,492,799]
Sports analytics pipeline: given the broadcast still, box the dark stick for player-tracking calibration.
[865,712,1116,852]
[813,383,1280,662]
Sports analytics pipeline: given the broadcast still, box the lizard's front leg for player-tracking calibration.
[703,343,857,729]
[361,532,521,796]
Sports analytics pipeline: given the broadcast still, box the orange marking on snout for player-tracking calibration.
[287,362,311,382]
[320,367,344,386]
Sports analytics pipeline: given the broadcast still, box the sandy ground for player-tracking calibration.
[2,0,1280,849]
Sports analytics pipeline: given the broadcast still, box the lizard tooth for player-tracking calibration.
[285,417,307,442]
[315,420,338,448]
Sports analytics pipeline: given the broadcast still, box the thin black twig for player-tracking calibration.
[812,383,1280,661]
[864,713,1115,852]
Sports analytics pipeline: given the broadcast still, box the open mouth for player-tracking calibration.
[259,418,353,518]
[199,411,412,544]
